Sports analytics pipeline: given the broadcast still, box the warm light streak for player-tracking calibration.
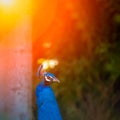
[0,0,14,7]
[0,0,33,34]
[37,59,59,70]
[0,0,32,12]
[0,0,17,12]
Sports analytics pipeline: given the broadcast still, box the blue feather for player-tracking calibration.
[36,81,62,120]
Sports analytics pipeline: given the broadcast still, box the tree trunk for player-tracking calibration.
[0,9,32,120]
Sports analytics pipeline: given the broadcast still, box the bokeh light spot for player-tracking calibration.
[37,59,59,70]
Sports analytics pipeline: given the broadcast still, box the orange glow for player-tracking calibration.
[43,42,52,48]
[0,0,33,35]
[33,0,58,37]
[0,0,32,14]
[0,0,32,12]
[0,0,15,7]
[37,59,59,70]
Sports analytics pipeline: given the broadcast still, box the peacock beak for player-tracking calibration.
[53,77,60,83]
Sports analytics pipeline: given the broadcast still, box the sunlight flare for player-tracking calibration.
[37,59,59,70]
[0,0,15,7]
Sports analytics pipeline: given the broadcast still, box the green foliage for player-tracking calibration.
[114,14,120,23]
[32,0,120,120]
[53,45,120,120]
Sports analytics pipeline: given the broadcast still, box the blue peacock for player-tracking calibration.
[36,64,62,120]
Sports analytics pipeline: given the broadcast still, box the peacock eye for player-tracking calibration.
[47,76,50,79]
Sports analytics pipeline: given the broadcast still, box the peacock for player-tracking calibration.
[36,64,62,120]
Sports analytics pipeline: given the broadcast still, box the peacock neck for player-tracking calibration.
[41,79,50,86]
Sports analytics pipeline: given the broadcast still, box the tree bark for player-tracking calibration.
[0,11,32,120]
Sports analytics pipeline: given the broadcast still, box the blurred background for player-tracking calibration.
[32,0,120,120]
[0,0,120,120]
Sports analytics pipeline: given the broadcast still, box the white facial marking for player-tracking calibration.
[49,76,53,79]
[45,76,51,82]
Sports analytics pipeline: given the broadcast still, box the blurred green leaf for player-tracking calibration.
[114,14,120,23]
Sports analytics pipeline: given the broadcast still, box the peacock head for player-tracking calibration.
[36,64,60,85]
[43,72,60,85]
